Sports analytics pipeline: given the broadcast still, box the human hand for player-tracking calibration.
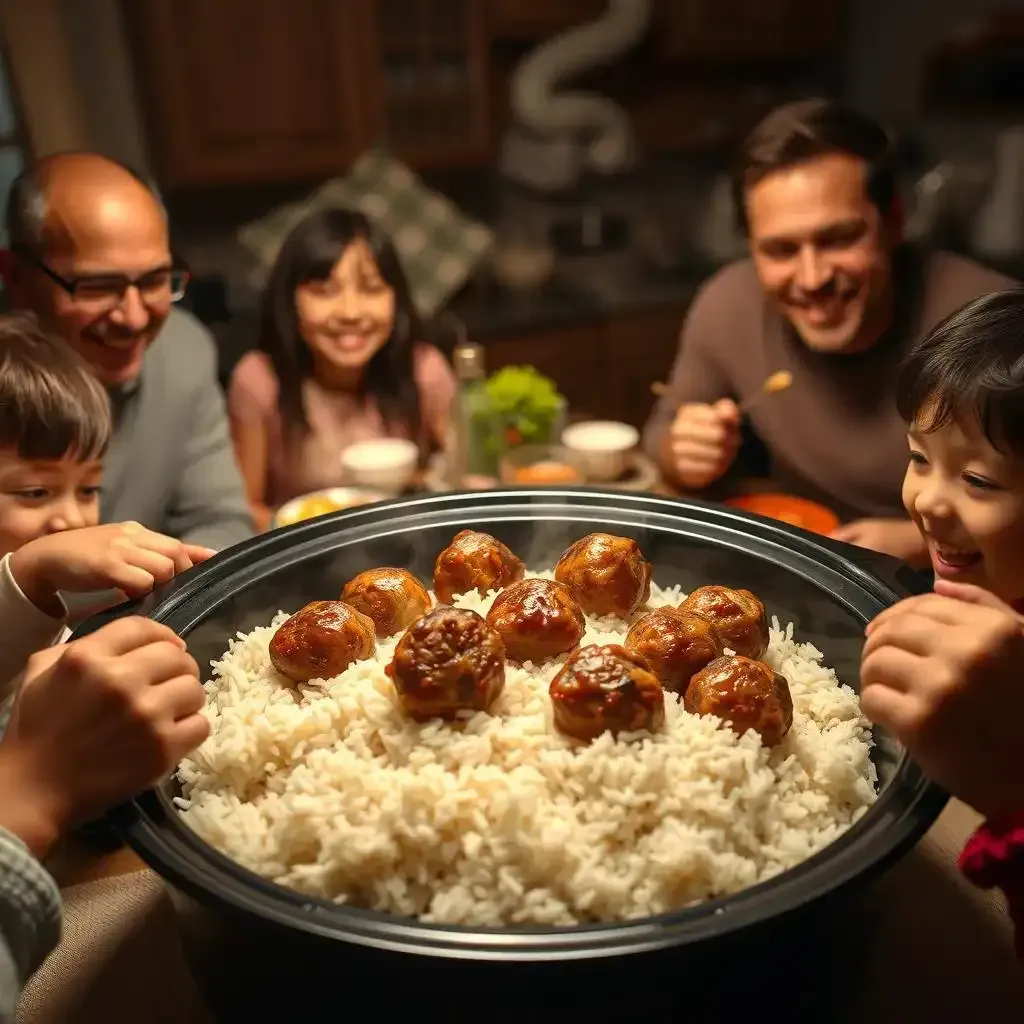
[664,399,741,490]
[861,580,1024,820]
[9,522,215,618]
[0,617,208,857]
[830,518,929,568]
[252,502,274,533]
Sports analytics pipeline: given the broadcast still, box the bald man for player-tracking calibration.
[1,153,253,551]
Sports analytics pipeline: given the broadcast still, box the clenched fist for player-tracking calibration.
[0,617,209,857]
[861,580,1024,821]
[662,399,741,490]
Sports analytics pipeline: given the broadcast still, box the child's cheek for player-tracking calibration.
[0,507,43,560]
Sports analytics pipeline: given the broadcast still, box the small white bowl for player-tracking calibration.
[340,438,419,493]
[561,420,639,481]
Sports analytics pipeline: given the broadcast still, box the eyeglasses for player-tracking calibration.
[13,249,190,311]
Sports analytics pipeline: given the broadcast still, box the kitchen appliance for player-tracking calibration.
[499,1,654,192]
[79,490,945,1023]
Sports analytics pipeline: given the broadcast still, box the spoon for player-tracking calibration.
[651,369,793,413]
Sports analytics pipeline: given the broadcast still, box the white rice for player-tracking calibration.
[176,573,877,927]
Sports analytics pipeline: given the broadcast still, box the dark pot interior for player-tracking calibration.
[78,490,946,1022]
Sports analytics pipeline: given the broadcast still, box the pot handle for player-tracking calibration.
[812,534,932,599]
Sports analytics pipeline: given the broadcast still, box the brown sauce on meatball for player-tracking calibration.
[624,608,723,694]
[433,530,525,605]
[269,600,376,684]
[678,586,769,660]
[684,655,793,746]
[553,533,652,618]
[387,606,506,721]
[549,643,665,741]
[341,567,432,638]
[486,578,585,663]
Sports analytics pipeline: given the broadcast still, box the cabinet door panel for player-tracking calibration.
[126,0,366,186]
[366,0,491,167]
[604,306,686,428]
[660,0,845,60]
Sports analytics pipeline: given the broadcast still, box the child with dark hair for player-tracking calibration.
[0,313,213,1016]
[0,312,213,690]
[227,207,456,528]
[860,289,1024,954]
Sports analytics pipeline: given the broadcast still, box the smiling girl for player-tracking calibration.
[860,289,1024,955]
[227,208,457,527]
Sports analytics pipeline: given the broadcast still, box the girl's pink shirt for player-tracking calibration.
[227,345,456,506]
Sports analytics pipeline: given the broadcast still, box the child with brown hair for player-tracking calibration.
[0,313,212,1015]
[0,312,213,689]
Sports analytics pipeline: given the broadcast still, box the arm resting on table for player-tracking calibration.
[0,829,61,1023]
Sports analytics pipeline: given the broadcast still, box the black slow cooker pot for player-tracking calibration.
[77,491,946,1023]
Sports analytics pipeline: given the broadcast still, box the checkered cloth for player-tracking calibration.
[237,150,494,317]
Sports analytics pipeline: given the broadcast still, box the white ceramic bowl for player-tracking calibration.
[561,420,639,481]
[340,438,419,493]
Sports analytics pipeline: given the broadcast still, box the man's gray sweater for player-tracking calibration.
[101,308,253,550]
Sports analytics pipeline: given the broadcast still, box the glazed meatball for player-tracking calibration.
[624,608,724,694]
[269,600,376,684]
[549,644,665,742]
[678,585,769,660]
[341,567,432,638]
[553,533,652,618]
[387,607,506,721]
[433,530,525,605]
[684,655,793,746]
[485,578,585,663]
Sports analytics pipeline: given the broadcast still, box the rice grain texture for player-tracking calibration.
[176,575,877,927]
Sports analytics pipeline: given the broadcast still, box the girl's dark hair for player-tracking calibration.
[896,289,1024,454]
[0,312,111,460]
[257,206,424,439]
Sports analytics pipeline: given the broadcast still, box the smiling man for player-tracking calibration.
[1,153,253,550]
[643,99,1016,566]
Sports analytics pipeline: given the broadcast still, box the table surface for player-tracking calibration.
[46,835,143,889]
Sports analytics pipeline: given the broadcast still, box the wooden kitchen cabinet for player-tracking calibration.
[489,0,605,39]
[603,306,682,428]
[491,0,845,59]
[659,0,846,61]
[123,0,492,188]
[362,0,492,167]
[123,0,368,188]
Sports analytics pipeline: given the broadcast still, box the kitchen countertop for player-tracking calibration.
[445,265,706,340]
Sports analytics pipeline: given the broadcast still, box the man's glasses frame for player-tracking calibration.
[11,247,190,307]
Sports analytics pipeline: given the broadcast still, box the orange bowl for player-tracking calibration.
[724,493,839,535]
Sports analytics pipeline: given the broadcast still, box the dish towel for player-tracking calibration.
[237,149,494,317]
[15,871,216,1024]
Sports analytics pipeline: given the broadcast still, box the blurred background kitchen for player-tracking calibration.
[0,0,1021,465]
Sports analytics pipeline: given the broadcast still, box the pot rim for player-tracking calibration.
[87,488,947,959]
